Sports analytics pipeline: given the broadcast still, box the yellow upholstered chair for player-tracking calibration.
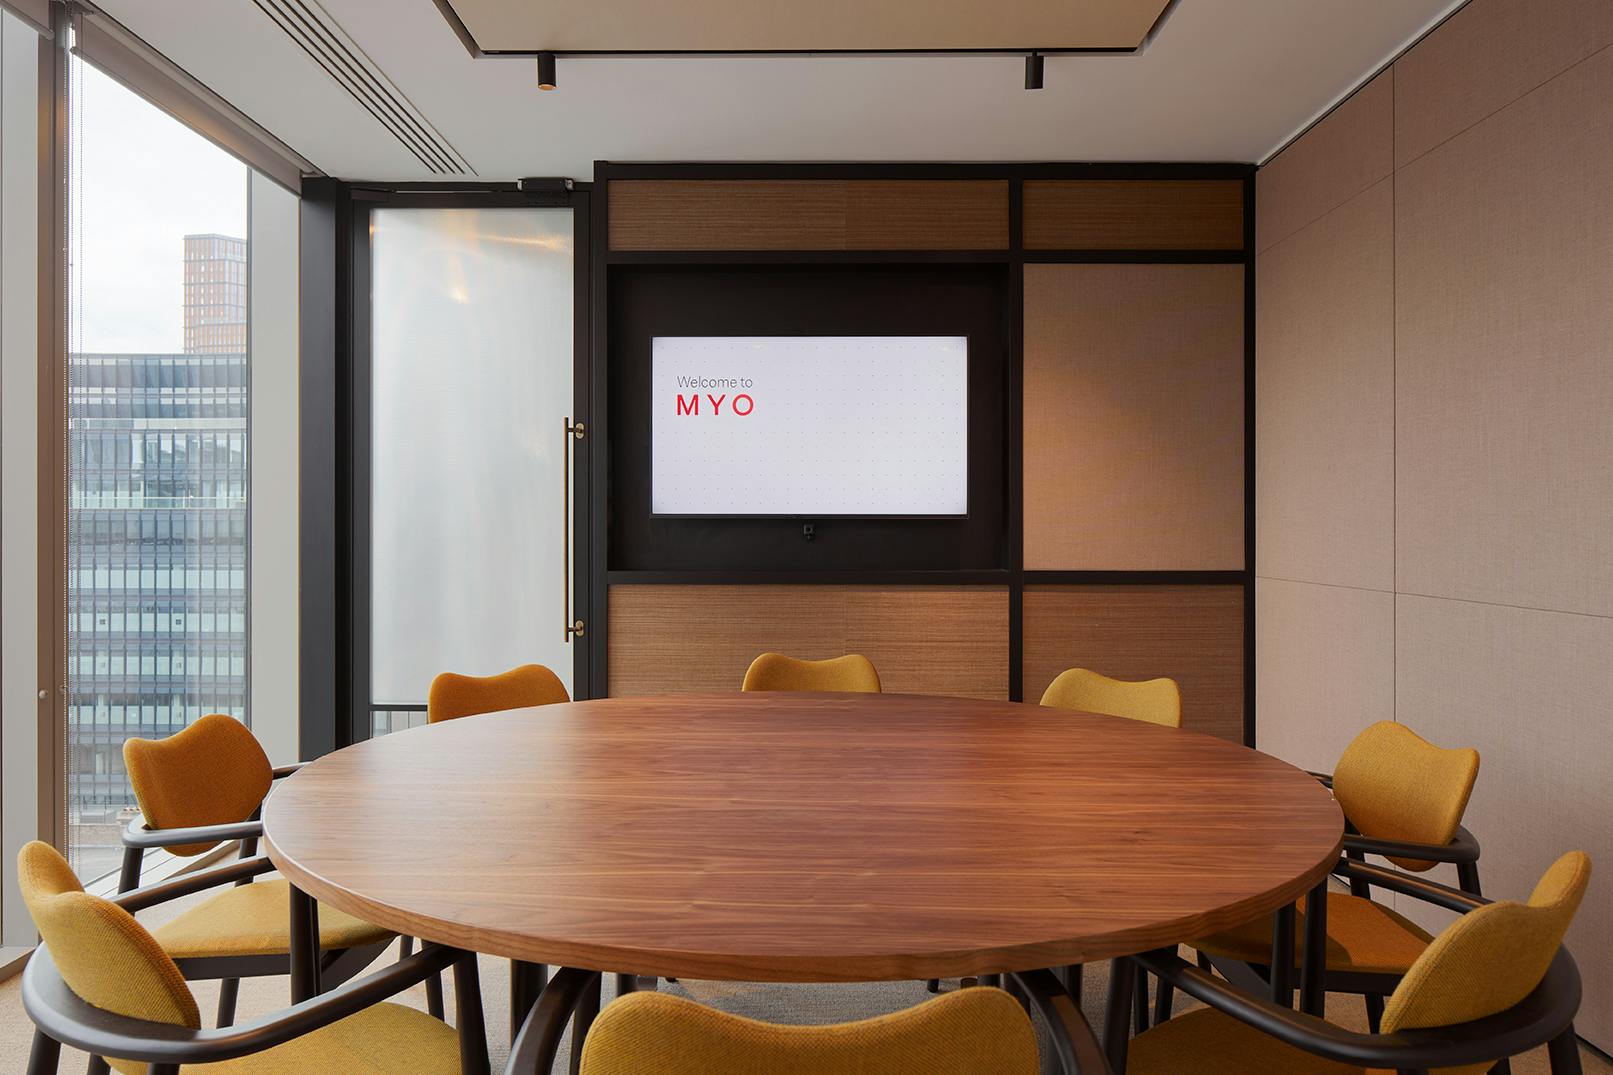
[1039,668,1181,728]
[741,652,883,693]
[427,663,570,723]
[16,841,486,1075]
[1126,851,1592,1075]
[579,985,1068,1075]
[1176,721,1482,1030]
[118,715,396,1035]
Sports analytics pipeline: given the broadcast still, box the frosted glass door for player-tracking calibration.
[370,208,576,718]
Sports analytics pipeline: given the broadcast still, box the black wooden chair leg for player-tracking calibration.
[25,1030,60,1075]
[216,977,240,1027]
[1103,958,1137,1073]
[569,973,602,1075]
[84,1054,109,1075]
[426,969,446,1021]
[400,935,414,958]
[1062,964,1083,1008]
[1546,1024,1581,1075]
[1154,974,1175,1024]
[925,978,942,993]
[1364,993,1384,1034]
[1133,970,1150,1033]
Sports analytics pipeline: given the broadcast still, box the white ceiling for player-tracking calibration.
[95,0,1466,182]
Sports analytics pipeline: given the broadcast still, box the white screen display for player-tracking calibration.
[652,336,969,517]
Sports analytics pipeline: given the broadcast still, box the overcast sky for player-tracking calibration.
[71,57,247,354]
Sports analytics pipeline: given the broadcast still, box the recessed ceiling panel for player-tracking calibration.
[444,0,1173,53]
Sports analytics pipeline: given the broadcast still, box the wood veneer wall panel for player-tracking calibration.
[607,180,1010,251]
[608,585,1009,699]
[1022,585,1245,743]
[1023,263,1244,570]
[1022,180,1244,250]
[1256,70,1393,254]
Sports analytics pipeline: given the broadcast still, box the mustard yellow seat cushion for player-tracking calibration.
[1192,892,1434,976]
[107,1002,460,1075]
[151,879,392,960]
[579,987,1038,1075]
[1128,1007,1401,1075]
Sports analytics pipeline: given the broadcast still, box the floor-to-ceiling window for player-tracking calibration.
[61,28,297,882]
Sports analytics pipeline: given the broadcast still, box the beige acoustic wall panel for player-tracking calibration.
[1394,0,1613,168]
[1024,264,1244,571]
[1022,181,1244,251]
[1395,47,1613,618]
[1256,70,1393,254]
[1022,585,1244,743]
[608,585,1009,699]
[608,180,1010,251]
[1255,579,1393,775]
[1395,594,1613,1045]
[1256,179,1394,590]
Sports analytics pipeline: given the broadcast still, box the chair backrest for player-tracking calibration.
[427,663,571,723]
[741,652,883,694]
[1381,851,1591,1075]
[1039,668,1181,728]
[123,713,274,856]
[1332,721,1479,871]
[18,841,199,1075]
[579,987,1038,1075]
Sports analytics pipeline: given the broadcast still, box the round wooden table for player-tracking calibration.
[263,692,1342,984]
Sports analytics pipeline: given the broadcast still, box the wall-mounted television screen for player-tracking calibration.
[651,335,969,517]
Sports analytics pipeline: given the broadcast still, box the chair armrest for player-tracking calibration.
[1133,949,1581,1070]
[22,941,460,1064]
[1011,968,1111,1075]
[1334,859,1487,915]
[122,814,264,850]
[507,966,600,1075]
[272,763,304,780]
[1343,824,1481,865]
[112,854,276,913]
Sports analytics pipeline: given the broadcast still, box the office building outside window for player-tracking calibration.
[64,53,257,882]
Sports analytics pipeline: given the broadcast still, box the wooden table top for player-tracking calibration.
[263,692,1342,982]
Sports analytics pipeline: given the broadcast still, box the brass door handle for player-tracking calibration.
[563,417,585,641]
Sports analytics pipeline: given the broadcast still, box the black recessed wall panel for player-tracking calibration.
[607,265,1007,571]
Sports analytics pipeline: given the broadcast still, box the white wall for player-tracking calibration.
[1,7,41,948]
[247,171,299,766]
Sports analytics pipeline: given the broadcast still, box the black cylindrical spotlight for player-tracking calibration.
[537,52,558,91]
[1025,51,1044,90]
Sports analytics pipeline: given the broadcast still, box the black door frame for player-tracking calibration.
[299,179,595,755]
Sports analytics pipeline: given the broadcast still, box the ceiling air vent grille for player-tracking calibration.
[251,0,474,175]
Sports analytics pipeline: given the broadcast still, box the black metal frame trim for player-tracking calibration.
[311,161,1256,737]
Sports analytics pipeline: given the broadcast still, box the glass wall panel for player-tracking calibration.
[370,208,575,725]
[62,45,296,881]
